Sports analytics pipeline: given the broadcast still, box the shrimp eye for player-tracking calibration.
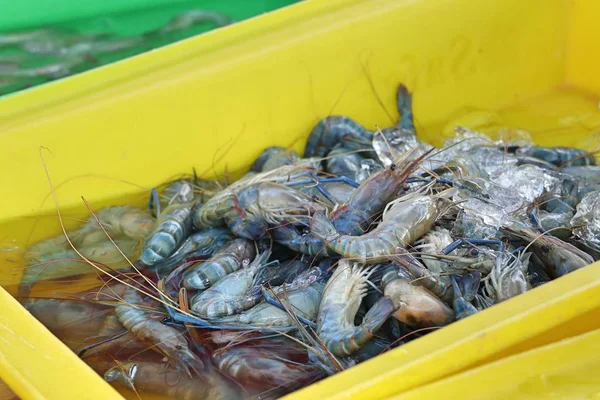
[540,245,550,253]
[470,249,479,257]
[175,344,184,350]
[390,164,397,171]
[312,195,319,201]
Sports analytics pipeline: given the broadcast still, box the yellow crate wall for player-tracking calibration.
[0,0,599,399]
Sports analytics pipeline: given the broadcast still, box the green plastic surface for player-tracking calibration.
[0,0,300,96]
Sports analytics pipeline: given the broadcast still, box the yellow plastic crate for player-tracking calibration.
[391,328,600,400]
[0,0,599,399]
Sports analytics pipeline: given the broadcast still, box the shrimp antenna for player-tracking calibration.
[374,124,399,162]
[80,197,165,301]
[270,286,344,374]
[39,147,201,320]
[360,59,395,125]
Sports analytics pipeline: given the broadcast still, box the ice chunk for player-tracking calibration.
[495,164,561,203]
[443,127,493,153]
[356,159,383,183]
[467,147,519,177]
[455,178,526,214]
[494,128,534,148]
[452,197,507,239]
[537,210,573,239]
[571,190,600,250]
[372,127,432,168]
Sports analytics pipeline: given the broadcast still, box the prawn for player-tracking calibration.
[381,263,454,328]
[250,146,300,172]
[312,191,447,263]
[218,274,325,328]
[224,182,327,240]
[115,286,206,376]
[504,226,593,278]
[21,238,141,297]
[149,227,233,276]
[183,238,255,290]
[213,346,323,391]
[140,181,196,266]
[192,163,322,229]
[315,149,432,237]
[270,224,332,256]
[191,251,271,318]
[452,273,481,320]
[390,253,454,304]
[304,116,374,158]
[103,360,240,400]
[317,260,395,356]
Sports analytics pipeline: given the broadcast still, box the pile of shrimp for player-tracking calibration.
[19,84,600,399]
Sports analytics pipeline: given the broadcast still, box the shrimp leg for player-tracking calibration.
[148,188,161,217]
[287,174,359,205]
[442,239,504,255]
[396,84,415,131]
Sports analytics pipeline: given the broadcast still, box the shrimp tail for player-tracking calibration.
[362,296,395,332]
[175,348,212,378]
[452,273,480,320]
[457,272,481,302]
[396,84,414,131]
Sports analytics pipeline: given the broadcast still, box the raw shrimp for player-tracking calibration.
[516,146,596,167]
[504,226,594,278]
[304,116,373,158]
[191,251,271,318]
[250,146,300,172]
[21,298,114,348]
[325,144,367,181]
[317,261,395,356]
[218,275,325,328]
[160,180,196,205]
[26,206,153,256]
[213,346,322,390]
[150,227,233,275]
[72,206,155,243]
[20,238,141,297]
[571,190,600,257]
[183,238,256,290]
[192,163,322,229]
[224,182,327,240]
[103,360,240,400]
[316,149,432,237]
[390,253,454,304]
[381,263,454,328]
[416,227,454,274]
[115,286,205,376]
[140,181,196,266]
[270,224,332,256]
[312,192,444,263]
